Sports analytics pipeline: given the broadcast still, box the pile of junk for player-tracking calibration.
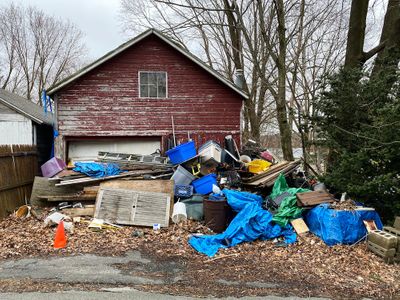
[29,136,399,262]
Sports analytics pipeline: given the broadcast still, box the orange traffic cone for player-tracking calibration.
[53,221,67,249]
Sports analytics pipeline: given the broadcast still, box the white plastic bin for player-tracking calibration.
[171,165,195,185]
[198,141,222,163]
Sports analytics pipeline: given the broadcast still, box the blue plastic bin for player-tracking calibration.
[166,141,196,165]
[192,174,217,195]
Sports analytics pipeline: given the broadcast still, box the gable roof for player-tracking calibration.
[0,89,54,125]
[47,29,248,99]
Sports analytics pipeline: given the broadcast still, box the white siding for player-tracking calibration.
[0,103,33,145]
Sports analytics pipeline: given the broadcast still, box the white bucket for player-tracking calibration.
[172,201,187,224]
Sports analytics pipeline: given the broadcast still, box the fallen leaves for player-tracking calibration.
[0,214,399,299]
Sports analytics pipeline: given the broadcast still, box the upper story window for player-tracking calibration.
[139,71,167,98]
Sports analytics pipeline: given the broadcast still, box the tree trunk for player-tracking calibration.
[371,0,400,78]
[344,0,369,68]
[274,0,294,161]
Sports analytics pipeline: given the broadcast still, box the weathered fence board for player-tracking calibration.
[0,145,38,218]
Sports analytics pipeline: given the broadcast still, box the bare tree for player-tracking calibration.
[119,0,349,161]
[0,3,86,103]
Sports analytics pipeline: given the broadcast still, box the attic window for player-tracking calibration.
[139,71,167,98]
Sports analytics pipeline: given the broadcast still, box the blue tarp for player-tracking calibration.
[188,189,296,257]
[305,204,383,246]
[73,162,122,178]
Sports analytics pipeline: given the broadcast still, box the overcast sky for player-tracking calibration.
[4,0,128,60]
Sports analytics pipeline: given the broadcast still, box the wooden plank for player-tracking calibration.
[100,179,174,216]
[296,191,336,207]
[242,161,290,183]
[94,187,170,227]
[30,176,89,207]
[60,207,94,217]
[83,186,100,194]
[54,170,165,186]
[37,194,96,202]
[243,161,300,187]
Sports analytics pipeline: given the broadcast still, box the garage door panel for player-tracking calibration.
[68,138,161,162]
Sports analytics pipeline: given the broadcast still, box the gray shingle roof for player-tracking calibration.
[0,89,54,125]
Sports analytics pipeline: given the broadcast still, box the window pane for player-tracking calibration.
[149,85,157,97]
[158,85,166,98]
[148,73,157,85]
[140,84,148,97]
[140,72,148,85]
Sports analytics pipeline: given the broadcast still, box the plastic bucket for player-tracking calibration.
[203,198,233,233]
[166,141,196,165]
[171,165,195,185]
[172,201,187,224]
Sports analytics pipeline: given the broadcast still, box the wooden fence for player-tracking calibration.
[0,145,38,219]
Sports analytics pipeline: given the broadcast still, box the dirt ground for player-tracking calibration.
[0,214,399,299]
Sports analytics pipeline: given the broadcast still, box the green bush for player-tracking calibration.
[315,67,400,223]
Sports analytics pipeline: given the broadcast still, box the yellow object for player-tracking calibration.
[248,159,272,174]
[191,163,201,176]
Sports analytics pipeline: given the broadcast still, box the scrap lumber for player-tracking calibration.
[296,190,336,207]
[242,160,300,187]
[30,177,88,207]
[83,186,100,194]
[55,169,168,186]
[61,207,95,218]
[37,193,96,202]
[94,187,171,227]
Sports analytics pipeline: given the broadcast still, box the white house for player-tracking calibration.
[0,88,54,165]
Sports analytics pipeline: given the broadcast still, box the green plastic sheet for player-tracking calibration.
[271,174,310,226]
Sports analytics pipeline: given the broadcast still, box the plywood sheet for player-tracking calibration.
[94,187,170,227]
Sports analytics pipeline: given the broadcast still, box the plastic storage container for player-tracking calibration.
[182,195,204,220]
[174,184,193,198]
[165,141,196,165]
[192,174,217,195]
[171,165,195,185]
[41,157,66,178]
[198,141,222,163]
[248,159,272,174]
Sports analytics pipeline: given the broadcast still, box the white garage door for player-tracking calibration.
[68,138,161,163]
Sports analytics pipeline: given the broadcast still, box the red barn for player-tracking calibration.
[48,29,247,163]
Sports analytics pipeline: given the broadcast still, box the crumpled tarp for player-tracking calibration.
[73,162,122,178]
[305,203,383,246]
[188,189,296,257]
[270,174,310,227]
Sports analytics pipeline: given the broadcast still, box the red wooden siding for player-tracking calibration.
[55,34,243,153]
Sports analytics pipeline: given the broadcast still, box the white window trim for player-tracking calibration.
[138,71,168,99]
